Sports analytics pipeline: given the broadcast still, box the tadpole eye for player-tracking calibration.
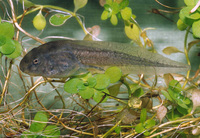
[33,59,39,65]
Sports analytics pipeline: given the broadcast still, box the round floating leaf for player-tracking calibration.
[30,111,48,132]
[192,20,200,38]
[101,10,109,20]
[0,35,6,46]
[43,125,60,137]
[74,0,88,12]
[87,77,97,88]
[179,6,199,26]
[0,22,14,38]
[184,6,200,20]
[162,46,184,55]
[177,19,188,31]
[121,7,132,20]
[33,10,46,30]
[49,14,72,26]
[105,66,122,83]
[76,81,86,90]
[184,0,199,6]
[93,89,109,103]
[79,87,94,99]
[110,14,118,25]
[6,40,22,58]
[94,74,110,90]
[0,38,16,55]
[64,78,83,94]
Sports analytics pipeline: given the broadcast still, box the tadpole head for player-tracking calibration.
[19,41,83,78]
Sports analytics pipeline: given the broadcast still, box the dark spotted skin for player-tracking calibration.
[19,40,190,78]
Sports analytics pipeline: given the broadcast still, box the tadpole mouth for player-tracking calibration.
[19,59,26,72]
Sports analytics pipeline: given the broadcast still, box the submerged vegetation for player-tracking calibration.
[0,0,199,137]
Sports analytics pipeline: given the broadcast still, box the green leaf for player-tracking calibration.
[105,66,122,83]
[30,111,48,132]
[64,78,84,94]
[129,84,140,94]
[179,6,200,26]
[140,108,147,123]
[184,0,198,6]
[79,87,94,99]
[135,123,145,133]
[184,6,200,20]
[177,19,188,31]
[101,10,109,20]
[104,4,112,11]
[106,0,113,5]
[162,46,184,55]
[114,126,121,134]
[21,131,34,138]
[0,22,15,38]
[144,119,156,129]
[124,23,142,46]
[6,40,22,58]
[0,35,6,46]
[43,125,60,137]
[119,0,129,9]
[87,77,97,88]
[121,7,132,20]
[108,83,121,97]
[110,14,118,25]
[76,81,86,90]
[94,74,110,90]
[74,0,88,12]
[49,14,72,26]
[33,10,46,30]
[144,131,150,136]
[168,80,182,93]
[132,87,144,97]
[177,105,188,115]
[177,97,189,109]
[0,38,16,55]
[93,89,109,103]
[19,0,35,7]
[111,2,120,14]
[182,97,191,105]
[167,108,183,120]
[192,20,200,38]
[161,90,173,101]
[168,88,179,102]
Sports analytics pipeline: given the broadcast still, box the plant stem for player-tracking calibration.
[183,27,191,89]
